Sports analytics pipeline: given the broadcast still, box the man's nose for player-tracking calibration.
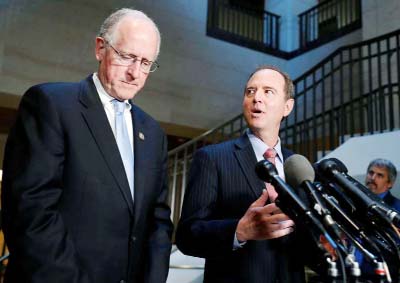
[253,90,262,102]
[127,60,141,78]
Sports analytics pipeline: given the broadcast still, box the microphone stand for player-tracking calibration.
[326,256,341,283]
[326,201,392,282]
[314,184,391,283]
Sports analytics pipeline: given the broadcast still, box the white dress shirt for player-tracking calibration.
[246,129,285,180]
[92,73,134,153]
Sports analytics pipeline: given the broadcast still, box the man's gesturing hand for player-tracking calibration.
[236,189,295,242]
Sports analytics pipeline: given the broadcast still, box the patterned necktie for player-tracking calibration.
[113,99,134,200]
[263,148,278,202]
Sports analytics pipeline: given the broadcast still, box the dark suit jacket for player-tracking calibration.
[176,134,314,283]
[383,191,400,213]
[1,76,173,283]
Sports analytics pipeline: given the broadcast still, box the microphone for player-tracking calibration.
[316,158,400,228]
[256,159,311,217]
[283,155,390,275]
[316,158,400,279]
[255,159,337,249]
[330,158,400,227]
[284,154,343,241]
[256,158,359,280]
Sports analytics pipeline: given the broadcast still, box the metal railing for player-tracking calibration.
[299,0,362,50]
[281,29,400,161]
[168,28,400,230]
[167,114,246,226]
[207,0,280,52]
[207,0,362,57]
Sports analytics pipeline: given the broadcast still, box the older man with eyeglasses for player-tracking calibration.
[1,8,172,283]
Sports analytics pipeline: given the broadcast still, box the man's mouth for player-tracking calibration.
[251,108,264,114]
[121,80,137,86]
[250,108,264,117]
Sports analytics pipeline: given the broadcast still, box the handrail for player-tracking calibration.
[0,254,9,263]
[295,28,400,83]
[168,113,243,155]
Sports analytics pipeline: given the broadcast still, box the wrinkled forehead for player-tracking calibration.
[113,18,159,58]
[114,17,157,40]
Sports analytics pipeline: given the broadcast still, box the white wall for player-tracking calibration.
[362,0,400,40]
[0,0,285,129]
[0,0,399,130]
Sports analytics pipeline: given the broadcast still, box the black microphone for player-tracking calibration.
[256,159,310,216]
[316,158,400,228]
[329,158,400,227]
[284,154,343,241]
[256,159,361,280]
[255,159,338,249]
[283,155,390,276]
[316,158,400,277]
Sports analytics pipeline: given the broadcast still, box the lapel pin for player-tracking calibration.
[139,132,145,140]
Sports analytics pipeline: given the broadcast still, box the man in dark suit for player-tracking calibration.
[355,158,400,281]
[365,158,400,211]
[176,66,316,282]
[1,8,172,283]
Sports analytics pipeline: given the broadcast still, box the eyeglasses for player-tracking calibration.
[104,39,159,73]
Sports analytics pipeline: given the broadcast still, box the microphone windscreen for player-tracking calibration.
[284,154,315,188]
[327,158,348,173]
[316,158,348,177]
[255,160,277,183]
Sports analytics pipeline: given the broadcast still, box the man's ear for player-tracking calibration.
[95,37,106,62]
[283,98,294,117]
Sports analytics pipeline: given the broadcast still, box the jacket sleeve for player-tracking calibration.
[1,86,91,283]
[144,134,173,283]
[176,149,239,259]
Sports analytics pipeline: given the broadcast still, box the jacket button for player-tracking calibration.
[131,236,136,242]
[119,280,126,283]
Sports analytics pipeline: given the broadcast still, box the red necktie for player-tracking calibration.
[263,148,278,202]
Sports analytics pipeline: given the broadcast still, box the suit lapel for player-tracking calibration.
[79,77,134,216]
[281,147,293,161]
[131,104,146,224]
[234,134,266,198]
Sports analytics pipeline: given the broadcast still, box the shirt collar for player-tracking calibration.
[92,73,132,110]
[246,129,283,162]
[377,191,389,199]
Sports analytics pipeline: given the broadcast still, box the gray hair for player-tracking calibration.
[98,8,161,57]
[367,158,397,184]
[246,65,295,100]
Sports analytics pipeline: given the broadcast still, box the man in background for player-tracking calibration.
[355,158,400,282]
[2,8,172,283]
[365,158,400,211]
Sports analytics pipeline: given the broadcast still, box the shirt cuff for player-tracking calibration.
[233,232,247,250]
